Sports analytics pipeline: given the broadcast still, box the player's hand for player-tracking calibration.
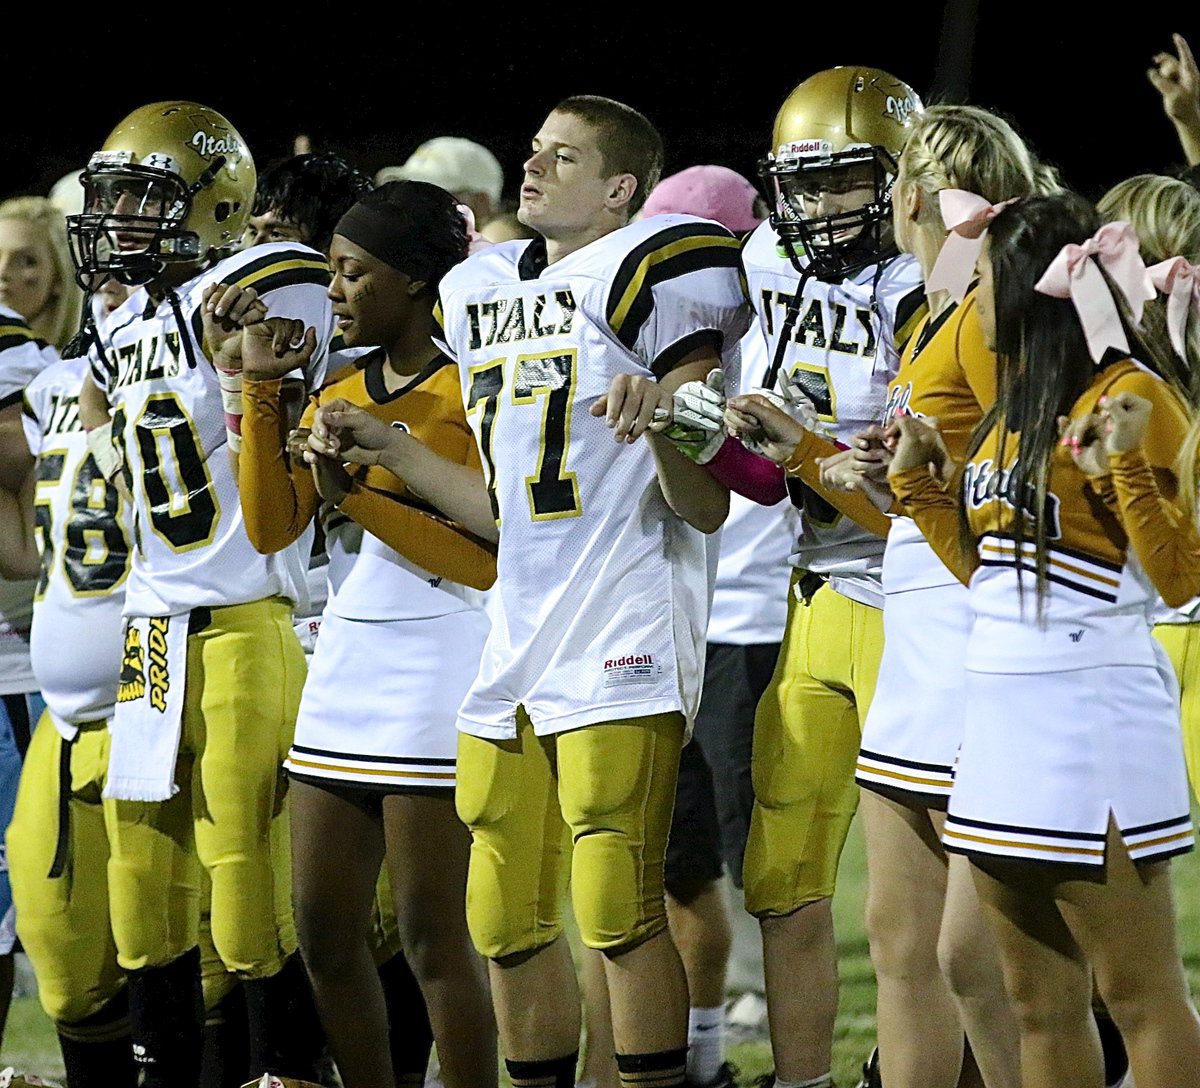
[1059,413,1109,478]
[242,318,317,382]
[769,369,820,430]
[308,399,398,468]
[888,415,950,479]
[591,373,672,443]
[1149,34,1200,127]
[724,393,807,464]
[657,369,726,463]
[201,282,268,371]
[1099,391,1154,456]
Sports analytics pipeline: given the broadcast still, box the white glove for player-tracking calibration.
[740,369,819,458]
[657,369,727,464]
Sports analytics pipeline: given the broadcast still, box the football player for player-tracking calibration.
[700,68,926,1088]
[0,305,58,1048]
[68,101,333,1088]
[316,94,748,1088]
[0,349,136,1087]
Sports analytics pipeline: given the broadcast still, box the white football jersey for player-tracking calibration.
[741,222,924,607]
[0,305,58,695]
[707,328,796,645]
[22,358,131,736]
[436,215,750,737]
[90,243,334,617]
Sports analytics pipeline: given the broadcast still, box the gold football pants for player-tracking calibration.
[743,577,883,917]
[105,597,304,979]
[1153,621,1200,804]
[456,709,684,960]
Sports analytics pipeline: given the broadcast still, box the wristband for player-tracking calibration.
[85,421,122,482]
[216,366,243,452]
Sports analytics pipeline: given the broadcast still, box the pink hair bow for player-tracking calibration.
[925,190,1017,303]
[1033,221,1156,364]
[1148,256,1199,360]
[457,204,492,256]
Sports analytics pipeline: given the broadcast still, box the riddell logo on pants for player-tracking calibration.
[603,653,660,688]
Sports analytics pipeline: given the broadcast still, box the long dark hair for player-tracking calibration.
[965,192,1172,609]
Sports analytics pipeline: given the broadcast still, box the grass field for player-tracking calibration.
[3,813,1198,1085]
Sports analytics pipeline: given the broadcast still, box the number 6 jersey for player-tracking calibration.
[89,242,334,617]
[435,214,750,739]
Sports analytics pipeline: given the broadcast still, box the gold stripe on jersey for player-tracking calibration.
[228,256,331,297]
[606,224,741,349]
[432,300,445,337]
[0,318,39,354]
[892,284,929,353]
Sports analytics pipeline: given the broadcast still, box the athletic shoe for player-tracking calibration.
[726,991,769,1043]
[686,1061,739,1088]
[854,1047,881,1088]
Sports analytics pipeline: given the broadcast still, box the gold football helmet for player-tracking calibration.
[68,101,256,286]
[760,67,922,279]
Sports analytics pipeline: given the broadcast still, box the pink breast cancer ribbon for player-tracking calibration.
[1148,256,1199,360]
[457,204,492,255]
[925,190,1018,303]
[1033,221,1156,364]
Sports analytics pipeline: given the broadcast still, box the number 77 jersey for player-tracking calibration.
[435,214,750,740]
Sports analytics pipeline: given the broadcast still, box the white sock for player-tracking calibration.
[774,1077,833,1088]
[686,1006,725,1085]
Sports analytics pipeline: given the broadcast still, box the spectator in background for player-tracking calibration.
[48,171,85,218]
[0,197,84,351]
[245,154,373,255]
[377,137,504,230]
[1149,34,1200,176]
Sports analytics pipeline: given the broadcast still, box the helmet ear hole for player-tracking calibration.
[215,201,232,222]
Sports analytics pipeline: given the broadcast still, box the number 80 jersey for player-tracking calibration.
[435,215,750,738]
[90,243,335,617]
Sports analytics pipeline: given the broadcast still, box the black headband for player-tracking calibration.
[335,201,428,279]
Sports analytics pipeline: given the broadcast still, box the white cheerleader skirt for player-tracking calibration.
[942,662,1194,865]
[856,580,970,805]
[286,607,490,792]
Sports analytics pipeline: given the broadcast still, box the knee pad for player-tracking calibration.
[572,826,668,954]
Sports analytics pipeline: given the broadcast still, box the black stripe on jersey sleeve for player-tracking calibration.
[650,328,724,379]
[0,331,37,354]
[606,224,739,344]
[240,266,331,298]
[0,390,22,412]
[608,246,742,351]
[219,249,331,288]
[20,393,37,423]
[892,285,929,353]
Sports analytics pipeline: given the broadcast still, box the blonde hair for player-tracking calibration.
[0,197,82,350]
[899,104,1043,209]
[1099,176,1200,518]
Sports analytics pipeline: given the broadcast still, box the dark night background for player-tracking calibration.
[5,7,1197,205]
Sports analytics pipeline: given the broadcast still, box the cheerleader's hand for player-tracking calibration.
[1099,392,1154,456]
[1059,413,1109,478]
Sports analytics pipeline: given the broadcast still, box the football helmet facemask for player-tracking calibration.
[68,101,256,287]
[760,67,922,281]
